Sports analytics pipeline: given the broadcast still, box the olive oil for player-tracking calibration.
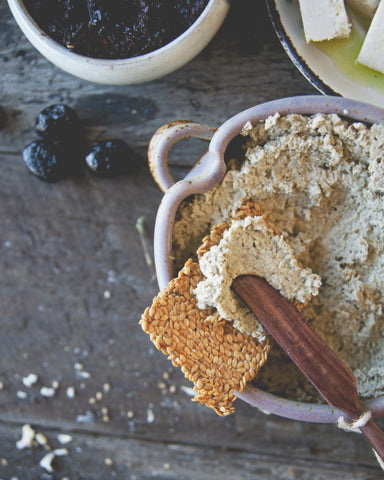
[317,23,384,93]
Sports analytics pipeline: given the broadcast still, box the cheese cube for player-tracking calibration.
[357,0,384,73]
[298,0,351,42]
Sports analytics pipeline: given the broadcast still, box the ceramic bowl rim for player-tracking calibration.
[7,0,230,83]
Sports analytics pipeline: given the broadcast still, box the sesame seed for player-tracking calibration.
[22,373,38,388]
[40,387,56,398]
[66,386,75,399]
[16,391,27,399]
[95,391,103,401]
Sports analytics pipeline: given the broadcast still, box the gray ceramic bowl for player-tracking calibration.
[148,95,384,423]
[7,0,230,85]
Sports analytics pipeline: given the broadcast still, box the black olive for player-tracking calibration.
[35,104,81,141]
[23,139,68,182]
[85,140,137,177]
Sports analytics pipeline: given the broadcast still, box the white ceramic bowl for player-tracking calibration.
[7,0,230,85]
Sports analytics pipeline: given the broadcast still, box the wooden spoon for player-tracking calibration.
[232,275,384,462]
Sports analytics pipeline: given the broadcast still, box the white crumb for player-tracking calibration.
[16,424,35,450]
[39,449,68,473]
[22,373,38,388]
[57,434,72,445]
[66,386,75,398]
[147,408,155,423]
[40,386,56,398]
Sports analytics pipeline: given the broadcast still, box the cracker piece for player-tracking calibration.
[140,259,270,416]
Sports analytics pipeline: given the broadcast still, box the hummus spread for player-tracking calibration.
[172,112,384,401]
[195,215,321,341]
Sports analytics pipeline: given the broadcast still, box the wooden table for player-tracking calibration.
[1,1,383,478]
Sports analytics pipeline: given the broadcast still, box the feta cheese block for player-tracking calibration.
[298,0,351,42]
[346,0,379,19]
[357,0,384,73]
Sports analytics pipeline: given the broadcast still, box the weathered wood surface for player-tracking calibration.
[1,0,383,478]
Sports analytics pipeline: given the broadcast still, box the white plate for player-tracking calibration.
[266,0,384,108]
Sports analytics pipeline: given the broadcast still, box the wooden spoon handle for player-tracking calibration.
[360,419,384,463]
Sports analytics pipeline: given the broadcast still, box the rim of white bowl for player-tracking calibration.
[7,0,230,84]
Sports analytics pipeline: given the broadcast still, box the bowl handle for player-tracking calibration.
[148,120,217,192]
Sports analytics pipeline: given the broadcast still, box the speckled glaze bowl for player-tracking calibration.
[7,0,230,85]
[148,95,384,423]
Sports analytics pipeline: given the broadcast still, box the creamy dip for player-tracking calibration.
[195,215,321,341]
[172,112,384,401]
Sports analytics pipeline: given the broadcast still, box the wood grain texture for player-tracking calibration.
[1,0,383,478]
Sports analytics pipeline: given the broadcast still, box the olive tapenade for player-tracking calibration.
[23,0,209,59]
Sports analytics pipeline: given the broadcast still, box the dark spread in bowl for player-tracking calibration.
[22,0,209,59]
